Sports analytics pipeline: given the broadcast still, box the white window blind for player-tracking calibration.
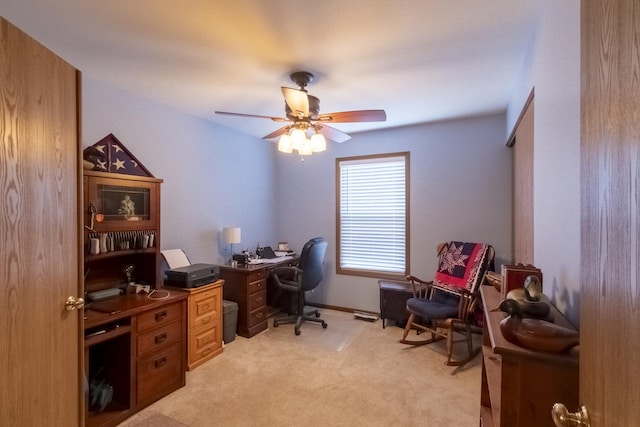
[337,153,408,276]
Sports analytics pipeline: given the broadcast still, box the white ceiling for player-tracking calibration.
[1,1,543,140]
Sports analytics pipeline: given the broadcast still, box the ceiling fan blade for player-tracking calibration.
[262,125,292,140]
[315,124,351,143]
[316,109,387,123]
[215,111,290,122]
[281,87,309,118]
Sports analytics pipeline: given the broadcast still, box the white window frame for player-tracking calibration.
[336,152,410,279]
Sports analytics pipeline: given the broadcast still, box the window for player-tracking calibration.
[336,152,409,279]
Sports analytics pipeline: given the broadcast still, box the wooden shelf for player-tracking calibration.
[85,324,131,347]
[84,247,156,262]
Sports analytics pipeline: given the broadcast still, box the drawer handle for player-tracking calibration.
[155,310,167,321]
[155,356,167,368]
[255,312,263,319]
[256,282,263,288]
[202,315,212,324]
[155,333,167,344]
[201,303,210,311]
[254,296,264,304]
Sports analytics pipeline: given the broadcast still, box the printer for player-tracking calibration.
[165,263,220,288]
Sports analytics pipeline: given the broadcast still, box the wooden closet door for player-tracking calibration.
[0,17,81,425]
[512,94,535,265]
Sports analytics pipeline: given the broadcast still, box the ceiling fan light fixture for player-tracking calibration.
[311,133,326,152]
[300,139,313,156]
[277,134,293,153]
[291,128,306,149]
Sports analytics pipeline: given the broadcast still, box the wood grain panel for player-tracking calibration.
[512,95,535,265]
[0,17,80,425]
[581,0,640,424]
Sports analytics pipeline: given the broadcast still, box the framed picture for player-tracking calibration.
[278,242,289,251]
[98,184,150,221]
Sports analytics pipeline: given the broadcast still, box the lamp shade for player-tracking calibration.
[222,227,241,244]
[311,133,326,152]
[278,134,293,153]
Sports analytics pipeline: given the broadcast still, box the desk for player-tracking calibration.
[219,257,298,338]
[84,292,187,427]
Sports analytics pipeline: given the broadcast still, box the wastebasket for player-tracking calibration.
[223,300,239,344]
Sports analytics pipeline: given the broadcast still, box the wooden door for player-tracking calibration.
[580,0,640,424]
[511,94,535,265]
[0,17,81,425]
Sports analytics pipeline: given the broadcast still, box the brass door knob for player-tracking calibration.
[65,296,85,311]
[552,403,591,427]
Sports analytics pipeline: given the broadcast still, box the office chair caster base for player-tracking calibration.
[295,328,301,335]
[273,319,279,327]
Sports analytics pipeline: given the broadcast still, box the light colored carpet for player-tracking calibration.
[266,309,365,352]
[120,309,482,427]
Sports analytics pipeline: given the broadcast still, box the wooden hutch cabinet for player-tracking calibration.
[82,161,187,427]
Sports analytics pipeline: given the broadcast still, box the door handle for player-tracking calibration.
[65,296,85,311]
[552,403,590,427]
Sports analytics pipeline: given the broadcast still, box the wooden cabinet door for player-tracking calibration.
[0,17,81,426]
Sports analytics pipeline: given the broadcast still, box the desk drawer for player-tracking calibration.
[137,341,182,404]
[137,319,182,356]
[248,278,266,295]
[188,321,222,365]
[247,270,266,283]
[190,287,221,329]
[137,302,183,332]
[248,289,266,312]
[248,306,267,328]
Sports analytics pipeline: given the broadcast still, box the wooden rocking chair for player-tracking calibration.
[399,241,494,366]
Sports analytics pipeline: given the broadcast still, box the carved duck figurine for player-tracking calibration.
[505,288,554,321]
[497,299,579,353]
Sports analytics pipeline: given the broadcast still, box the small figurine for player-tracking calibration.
[497,299,579,353]
[523,275,543,301]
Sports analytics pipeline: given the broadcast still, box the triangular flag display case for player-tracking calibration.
[83,133,154,177]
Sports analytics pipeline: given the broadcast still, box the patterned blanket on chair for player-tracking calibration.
[433,241,491,294]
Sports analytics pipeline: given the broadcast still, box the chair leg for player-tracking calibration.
[401,313,415,341]
[398,314,442,346]
[274,289,327,335]
[444,323,481,367]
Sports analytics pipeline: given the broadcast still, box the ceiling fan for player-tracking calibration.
[215,71,386,154]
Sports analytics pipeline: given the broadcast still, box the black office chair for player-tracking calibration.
[271,237,328,335]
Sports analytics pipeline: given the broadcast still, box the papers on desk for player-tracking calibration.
[246,256,293,265]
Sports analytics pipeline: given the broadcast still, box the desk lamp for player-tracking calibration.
[223,227,241,262]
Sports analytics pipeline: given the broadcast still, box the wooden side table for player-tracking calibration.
[378,280,415,328]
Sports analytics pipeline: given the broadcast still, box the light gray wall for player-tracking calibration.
[83,75,512,314]
[506,1,581,327]
[273,114,512,313]
[82,76,278,265]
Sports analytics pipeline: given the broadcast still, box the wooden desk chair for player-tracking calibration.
[399,241,494,366]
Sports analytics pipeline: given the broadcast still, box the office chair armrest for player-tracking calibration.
[270,266,303,292]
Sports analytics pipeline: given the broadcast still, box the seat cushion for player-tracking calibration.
[406,296,459,320]
[433,241,491,293]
